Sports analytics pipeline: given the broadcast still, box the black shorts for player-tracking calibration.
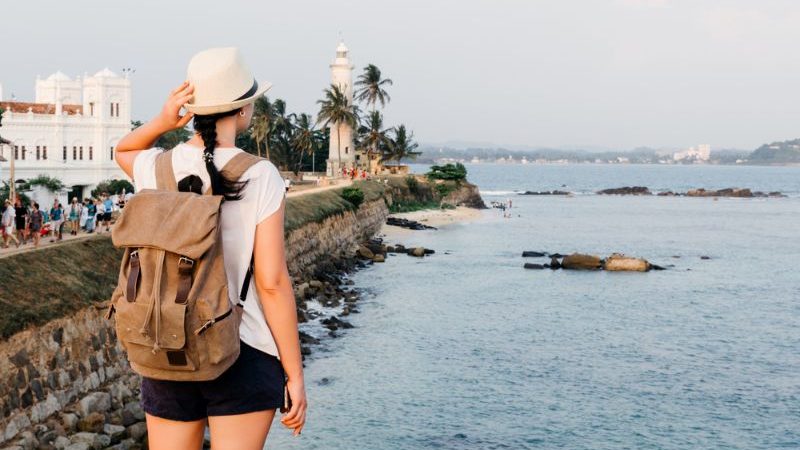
[102,212,112,221]
[140,340,286,421]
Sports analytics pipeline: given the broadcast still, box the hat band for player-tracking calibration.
[235,80,259,101]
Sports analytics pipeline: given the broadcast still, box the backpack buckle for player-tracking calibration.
[178,256,194,267]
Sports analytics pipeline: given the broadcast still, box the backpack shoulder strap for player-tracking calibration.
[154,150,178,191]
[221,152,267,304]
[221,151,264,181]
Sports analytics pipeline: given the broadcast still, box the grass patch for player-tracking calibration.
[0,235,123,340]
[285,180,386,233]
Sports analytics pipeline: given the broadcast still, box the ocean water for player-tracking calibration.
[267,164,800,449]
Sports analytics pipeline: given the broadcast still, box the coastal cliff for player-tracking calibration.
[0,176,484,447]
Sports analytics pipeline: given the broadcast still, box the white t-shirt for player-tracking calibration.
[132,142,286,358]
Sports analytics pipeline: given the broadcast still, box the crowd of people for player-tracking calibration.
[0,192,127,249]
[341,166,370,180]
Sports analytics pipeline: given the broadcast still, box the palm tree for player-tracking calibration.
[316,84,359,172]
[290,113,323,174]
[355,64,393,112]
[251,97,274,159]
[271,99,293,168]
[358,110,392,172]
[386,125,421,166]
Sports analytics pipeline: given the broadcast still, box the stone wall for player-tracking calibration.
[0,190,390,448]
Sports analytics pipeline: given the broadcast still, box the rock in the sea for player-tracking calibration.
[523,263,546,270]
[372,254,385,263]
[522,251,547,257]
[597,186,652,195]
[518,190,571,196]
[356,245,374,259]
[549,256,561,269]
[603,254,650,272]
[561,253,602,270]
[410,247,426,257]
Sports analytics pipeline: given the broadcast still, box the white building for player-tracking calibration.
[0,69,132,199]
[673,144,711,162]
[326,42,357,177]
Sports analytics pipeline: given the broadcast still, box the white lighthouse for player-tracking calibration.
[326,41,356,177]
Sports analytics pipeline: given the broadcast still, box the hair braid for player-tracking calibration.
[192,110,248,201]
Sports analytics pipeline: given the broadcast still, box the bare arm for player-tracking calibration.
[253,197,307,436]
[114,82,195,179]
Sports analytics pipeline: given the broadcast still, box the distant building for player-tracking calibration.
[674,144,711,162]
[0,69,132,198]
[326,42,357,177]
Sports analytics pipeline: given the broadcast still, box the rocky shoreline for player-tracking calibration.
[597,186,785,197]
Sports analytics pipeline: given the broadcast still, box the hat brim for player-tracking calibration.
[184,80,272,115]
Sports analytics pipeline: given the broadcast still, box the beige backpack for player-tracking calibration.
[107,149,262,381]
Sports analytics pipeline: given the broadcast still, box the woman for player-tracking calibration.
[84,198,96,233]
[49,200,64,242]
[2,199,19,248]
[68,197,81,235]
[29,202,43,248]
[114,47,306,450]
[14,198,28,245]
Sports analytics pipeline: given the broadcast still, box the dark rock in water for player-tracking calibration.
[561,253,603,270]
[522,251,547,257]
[409,247,427,257]
[518,190,571,196]
[299,331,320,345]
[650,264,667,270]
[597,186,652,196]
[423,248,435,255]
[322,316,353,331]
[549,253,565,259]
[550,256,561,269]
[523,263,546,269]
[386,217,437,230]
[700,255,711,260]
[657,191,677,196]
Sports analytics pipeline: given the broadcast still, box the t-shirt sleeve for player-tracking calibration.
[255,161,286,224]
[132,148,161,191]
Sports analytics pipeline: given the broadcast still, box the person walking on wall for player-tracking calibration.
[49,200,64,242]
[114,47,306,450]
[68,197,82,235]
[14,198,29,245]
[101,193,113,232]
[85,199,96,233]
[29,202,43,248]
[2,200,20,248]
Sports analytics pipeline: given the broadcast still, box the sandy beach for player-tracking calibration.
[379,206,483,240]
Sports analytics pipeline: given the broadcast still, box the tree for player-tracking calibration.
[92,179,135,198]
[355,64,393,112]
[358,110,392,169]
[251,97,274,159]
[317,84,359,172]
[386,125,421,165]
[290,113,323,174]
[155,127,192,150]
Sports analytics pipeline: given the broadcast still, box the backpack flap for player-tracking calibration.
[112,189,223,259]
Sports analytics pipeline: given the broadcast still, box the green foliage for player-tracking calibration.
[340,187,365,209]
[404,175,420,194]
[435,183,455,197]
[22,174,64,192]
[155,127,192,150]
[388,199,441,213]
[426,163,467,181]
[284,180,385,233]
[749,139,800,163]
[92,179,134,198]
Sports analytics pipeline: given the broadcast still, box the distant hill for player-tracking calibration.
[749,139,800,164]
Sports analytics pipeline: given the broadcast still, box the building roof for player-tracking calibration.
[46,71,72,81]
[0,101,83,115]
[93,68,119,78]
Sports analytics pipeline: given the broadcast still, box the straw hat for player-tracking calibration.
[184,47,272,115]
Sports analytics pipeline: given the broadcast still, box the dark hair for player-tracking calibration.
[33,202,39,210]
[193,109,248,201]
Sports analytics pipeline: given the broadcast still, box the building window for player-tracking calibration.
[43,146,47,160]
[110,146,114,160]
[79,146,83,160]
[89,102,95,116]
[36,146,40,160]
[14,146,18,160]
[89,146,93,160]
[63,146,67,160]
[73,146,77,160]
[21,146,26,160]
[110,103,114,117]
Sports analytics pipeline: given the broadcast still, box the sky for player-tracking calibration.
[2,0,800,151]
